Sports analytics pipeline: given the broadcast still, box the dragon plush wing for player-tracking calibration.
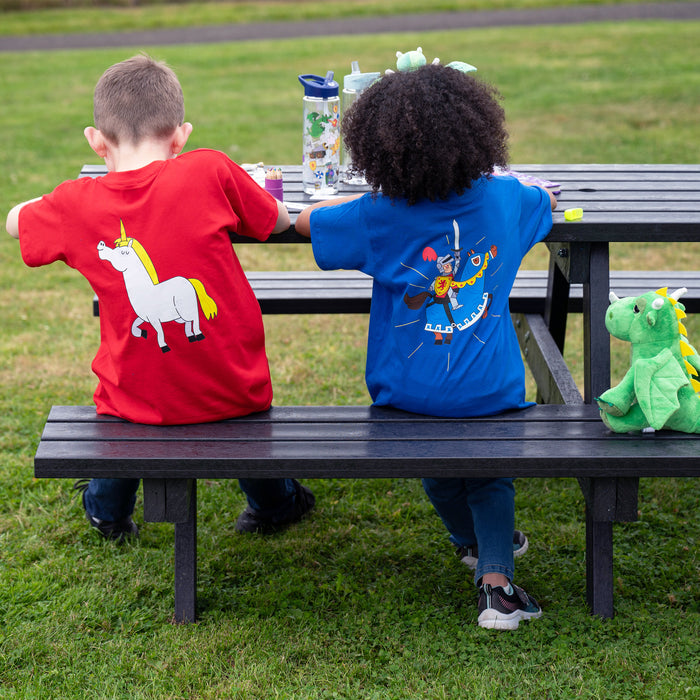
[633,348,689,429]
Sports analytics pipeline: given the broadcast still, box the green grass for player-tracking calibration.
[1,0,695,35]
[1,10,700,700]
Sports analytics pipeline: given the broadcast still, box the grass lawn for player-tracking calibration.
[1,11,699,700]
[1,0,697,35]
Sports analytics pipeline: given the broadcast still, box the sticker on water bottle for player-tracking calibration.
[303,102,340,195]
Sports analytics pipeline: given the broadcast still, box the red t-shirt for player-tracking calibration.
[19,149,278,424]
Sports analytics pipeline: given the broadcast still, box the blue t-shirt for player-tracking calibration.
[309,175,553,417]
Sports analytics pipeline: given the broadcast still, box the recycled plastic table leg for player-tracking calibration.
[581,242,614,617]
[546,241,639,618]
[544,250,571,353]
[583,242,611,404]
[143,478,197,623]
[581,242,639,617]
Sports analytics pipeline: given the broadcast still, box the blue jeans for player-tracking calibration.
[82,478,297,522]
[422,477,515,585]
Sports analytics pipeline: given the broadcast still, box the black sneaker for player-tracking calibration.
[73,479,139,543]
[235,480,315,534]
[477,582,542,630]
[456,530,529,570]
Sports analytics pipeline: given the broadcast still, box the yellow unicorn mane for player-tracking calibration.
[115,220,159,285]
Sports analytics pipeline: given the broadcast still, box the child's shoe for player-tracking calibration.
[456,530,529,569]
[477,582,542,630]
[235,479,315,534]
[74,478,139,543]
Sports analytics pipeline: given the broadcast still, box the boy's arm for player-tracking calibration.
[294,194,365,238]
[6,197,42,239]
[270,198,291,234]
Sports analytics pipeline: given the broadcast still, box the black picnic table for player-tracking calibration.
[72,163,700,619]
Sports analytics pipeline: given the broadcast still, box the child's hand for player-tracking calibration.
[544,188,558,211]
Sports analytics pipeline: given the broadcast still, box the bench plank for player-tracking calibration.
[92,270,700,316]
[36,405,700,480]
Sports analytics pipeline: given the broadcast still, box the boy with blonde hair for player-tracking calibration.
[7,54,314,540]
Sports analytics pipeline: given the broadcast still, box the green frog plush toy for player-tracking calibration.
[596,287,700,433]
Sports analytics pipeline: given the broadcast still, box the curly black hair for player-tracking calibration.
[341,64,509,205]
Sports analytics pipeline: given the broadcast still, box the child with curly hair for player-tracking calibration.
[296,64,556,630]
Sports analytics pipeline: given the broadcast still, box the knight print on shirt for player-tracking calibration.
[402,219,497,346]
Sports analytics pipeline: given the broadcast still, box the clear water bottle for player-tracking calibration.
[341,61,381,184]
[298,71,340,196]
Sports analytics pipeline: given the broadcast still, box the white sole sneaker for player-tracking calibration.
[477,583,542,631]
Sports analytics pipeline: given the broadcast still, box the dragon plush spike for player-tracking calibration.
[596,287,700,433]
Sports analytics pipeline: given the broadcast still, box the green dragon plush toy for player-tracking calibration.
[596,287,700,433]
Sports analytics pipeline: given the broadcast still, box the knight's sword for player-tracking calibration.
[452,219,461,251]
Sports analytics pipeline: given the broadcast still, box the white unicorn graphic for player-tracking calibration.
[98,220,218,353]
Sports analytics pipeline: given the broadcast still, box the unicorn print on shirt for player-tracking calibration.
[97,220,218,353]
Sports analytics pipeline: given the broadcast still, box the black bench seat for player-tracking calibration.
[35,404,700,479]
[34,403,700,623]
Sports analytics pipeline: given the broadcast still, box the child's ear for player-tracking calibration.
[84,127,108,158]
[171,122,193,156]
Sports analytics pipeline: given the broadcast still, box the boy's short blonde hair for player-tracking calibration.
[93,54,185,145]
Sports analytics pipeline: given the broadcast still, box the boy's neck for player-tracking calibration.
[107,139,177,173]
[85,123,192,174]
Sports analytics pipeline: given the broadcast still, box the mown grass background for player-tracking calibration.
[1,0,696,33]
[1,3,699,698]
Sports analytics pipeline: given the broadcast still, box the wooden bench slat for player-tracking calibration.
[556,201,700,212]
[92,270,700,317]
[562,192,700,202]
[34,439,700,479]
[45,403,600,424]
[40,417,604,442]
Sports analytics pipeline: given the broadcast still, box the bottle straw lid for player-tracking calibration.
[343,61,381,91]
[298,71,339,98]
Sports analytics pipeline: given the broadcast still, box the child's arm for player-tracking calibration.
[295,194,365,238]
[270,198,291,235]
[526,184,557,211]
[6,197,42,239]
